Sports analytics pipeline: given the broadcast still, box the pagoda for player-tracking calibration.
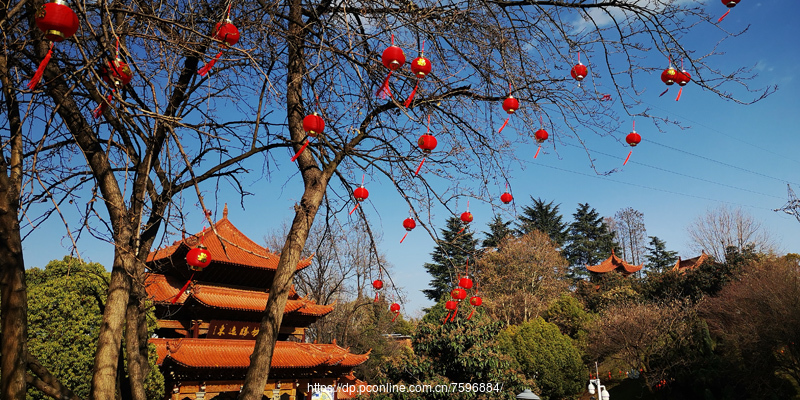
[145,205,369,400]
[585,249,643,277]
[672,250,709,274]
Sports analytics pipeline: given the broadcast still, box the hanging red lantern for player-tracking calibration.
[469,296,482,307]
[28,1,80,90]
[291,113,325,162]
[661,67,678,85]
[500,192,513,204]
[377,35,405,98]
[533,127,549,159]
[400,217,416,243]
[93,57,134,119]
[404,52,432,108]
[458,277,474,289]
[460,211,473,224]
[498,95,520,133]
[570,62,588,82]
[674,69,691,101]
[717,0,741,22]
[349,185,369,215]
[623,124,641,166]
[186,244,212,271]
[445,300,458,311]
[372,279,384,290]
[198,17,240,76]
[451,288,467,301]
[415,116,437,175]
[390,302,401,322]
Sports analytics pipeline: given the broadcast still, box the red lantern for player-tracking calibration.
[302,113,325,137]
[661,67,678,86]
[443,300,459,324]
[93,58,134,119]
[535,129,549,144]
[500,192,513,204]
[377,38,405,98]
[418,134,437,154]
[674,69,691,101]
[198,19,240,76]
[390,302,401,322]
[349,185,369,215]
[404,54,432,108]
[451,288,467,301]
[186,244,212,271]
[458,277,474,289]
[28,1,80,90]
[498,95,520,133]
[469,296,482,307]
[460,211,473,224]
[291,113,325,161]
[626,132,641,147]
[403,218,417,231]
[571,62,588,82]
[372,279,384,290]
[445,300,458,311]
[35,1,80,42]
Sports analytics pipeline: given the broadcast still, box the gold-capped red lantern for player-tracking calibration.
[460,211,473,224]
[101,58,134,87]
[418,134,437,154]
[661,67,678,85]
[382,45,406,71]
[404,54,432,108]
[469,296,482,307]
[626,132,641,147]
[35,1,80,43]
[451,288,467,301]
[674,69,691,101]
[390,302,401,321]
[302,113,325,137]
[349,185,369,215]
[212,20,240,47]
[502,96,519,114]
[186,244,212,271]
[458,277,474,289]
[403,218,416,231]
[570,62,588,82]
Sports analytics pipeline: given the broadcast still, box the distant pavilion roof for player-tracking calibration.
[151,338,370,370]
[672,251,709,273]
[586,249,643,276]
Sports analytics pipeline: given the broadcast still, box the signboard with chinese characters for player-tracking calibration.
[207,320,261,340]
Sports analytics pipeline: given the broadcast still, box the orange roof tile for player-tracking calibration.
[586,249,643,276]
[151,338,369,369]
[146,216,312,272]
[145,274,332,317]
[672,251,709,273]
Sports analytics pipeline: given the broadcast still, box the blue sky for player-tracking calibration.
[22,1,800,318]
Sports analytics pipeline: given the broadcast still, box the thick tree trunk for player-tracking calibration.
[124,269,150,400]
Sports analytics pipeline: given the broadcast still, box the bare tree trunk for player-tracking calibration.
[0,46,27,400]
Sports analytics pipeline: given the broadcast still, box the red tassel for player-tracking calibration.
[414,157,426,175]
[92,93,113,119]
[290,140,310,162]
[450,306,458,322]
[467,309,475,320]
[349,203,360,215]
[675,87,683,101]
[28,43,54,90]
[534,146,541,159]
[442,311,451,325]
[376,72,393,98]
[171,273,195,304]
[391,312,399,322]
[659,88,669,97]
[623,150,632,166]
[400,232,408,243]
[717,9,730,23]
[456,227,465,235]
[404,81,419,108]
[498,117,510,133]
[198,51,223,76]
[374,292,379,302]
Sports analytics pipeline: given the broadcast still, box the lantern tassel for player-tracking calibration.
[28,43,54,90]
[374,292,379,302]
[376,72,393,99]
[391,311,399,322]
[198,51,223,76]
[400,232,408,243]
[442,311,451,325]
[623,150,632,166]
[450,305,459,322]
[534,146,541,159]
[290,139,310,162]
[498,117,510,133]
[456,227,465,235]
[171,273,195,304]
[659,88,669,97]
[349,203,360,215]
[92,93,114,119]
[717,9,730,23]
[467,308,475,320]
[404,81,419,108]
[675,87,683,101]
[414,157,426,175]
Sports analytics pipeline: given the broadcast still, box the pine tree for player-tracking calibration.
[423,216,478,301]
[482,215,514,248]
[517,197,569,246]
[563,203,617,279]
[645,236,678,274]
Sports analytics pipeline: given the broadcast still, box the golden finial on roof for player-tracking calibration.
[223,203,228,219]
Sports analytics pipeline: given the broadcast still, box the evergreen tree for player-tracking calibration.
[563,203,617,279]
[516,197,569,246]
[423,217,478,301]
[482,215,514,248]
[645,236,679,274]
